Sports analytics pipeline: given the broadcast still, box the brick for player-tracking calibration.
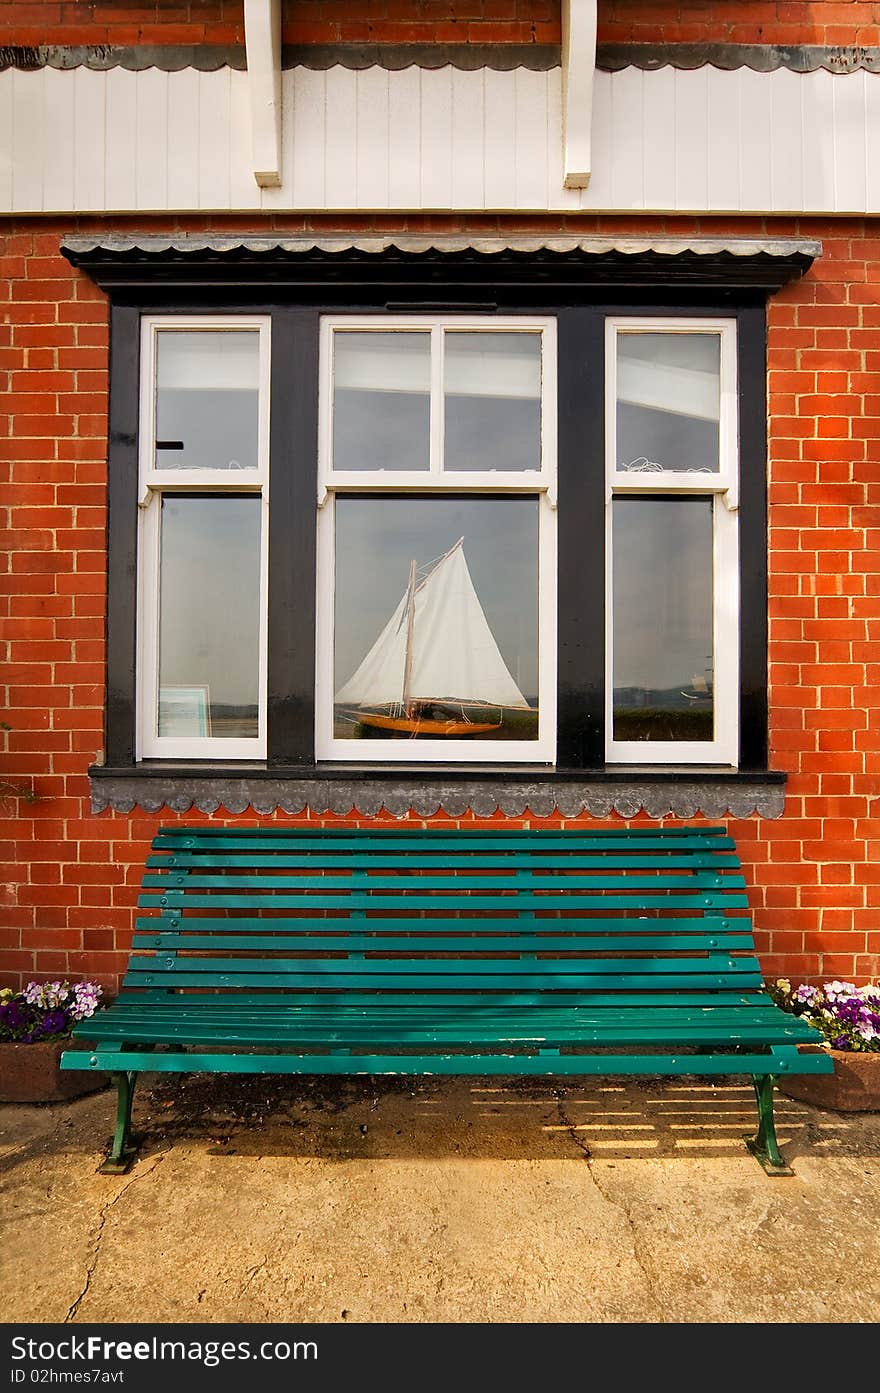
[2,198,879,987]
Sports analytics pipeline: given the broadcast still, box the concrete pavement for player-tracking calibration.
[2,1075,878,1323]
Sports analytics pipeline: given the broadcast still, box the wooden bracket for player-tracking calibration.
[561,0,598,190]
[244,0,282,188]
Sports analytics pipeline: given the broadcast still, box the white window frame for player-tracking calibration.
[136,314,271,760]
[315,315,558,764]
[604,317,739,767]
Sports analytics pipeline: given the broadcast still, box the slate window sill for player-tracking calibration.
[88,764,786,819]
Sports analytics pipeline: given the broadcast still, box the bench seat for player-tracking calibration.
[63,825,832,1175]
[83,999,820,1052]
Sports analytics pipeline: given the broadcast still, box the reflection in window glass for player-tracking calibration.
[444,332,541,471]
[616,332,720,474]
[154,330,260,471]
[333,496,538,740]
[157,495,261,738]
[332,332,431,471]
[613,497,714,742]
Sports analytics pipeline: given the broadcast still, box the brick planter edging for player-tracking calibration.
[0,1039,108,1103]
[779,1050,880,1112]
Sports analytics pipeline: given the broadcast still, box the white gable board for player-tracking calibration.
[2,63,879,215]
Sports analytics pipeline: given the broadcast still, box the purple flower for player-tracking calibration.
[0,1000,25,1032]
[0,979,102,1043]
[771,979,880,1054]
[39,1008,69,1038]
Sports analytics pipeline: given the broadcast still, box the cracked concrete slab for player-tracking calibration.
[1,1076,878,1324]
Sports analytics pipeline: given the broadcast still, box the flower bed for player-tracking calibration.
[0,980,106,1103]
[768,979,880,1113]
[767,979,880,1053]
[0,980,102,1043]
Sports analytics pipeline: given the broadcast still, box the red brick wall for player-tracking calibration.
[599,2,880,46]
[1,211,878,993]
[4,3,879,50]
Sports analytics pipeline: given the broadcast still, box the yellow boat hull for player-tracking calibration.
[355,712,500,737]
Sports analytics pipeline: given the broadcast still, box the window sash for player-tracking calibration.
[138,314,271,495]
[605,317,738,500]
[315,492,557,763]
[136,315,271,759]
[604,317,740,766]
[318,316,557,502]
[315,314,558,764]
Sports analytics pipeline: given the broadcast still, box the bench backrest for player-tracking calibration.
[129,827,759,1005]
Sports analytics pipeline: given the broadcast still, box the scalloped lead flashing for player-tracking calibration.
[88,773,786,820]
[2,42,879,75]
[59,233,820,295]
[60,233,822,260]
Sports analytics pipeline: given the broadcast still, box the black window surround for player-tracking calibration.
[63,235,818,816]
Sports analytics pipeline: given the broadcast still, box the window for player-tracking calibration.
[122,300,763,776]
[605,319,739,765]
[315,317,557,762]
[136,316,271,758]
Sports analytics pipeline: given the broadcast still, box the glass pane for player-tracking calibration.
[612,497,714,742]
[444,332,542,471]
[616,332,720,474]
[333,496,539,741]
[154,330,260,471]
[158,495,261,739]
[332,331,430,471]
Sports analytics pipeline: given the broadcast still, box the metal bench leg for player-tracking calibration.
[99,1071,140,1176]
[745,1075,794,1177]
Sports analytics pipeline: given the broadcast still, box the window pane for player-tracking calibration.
[333,496,539,740]
[154,330,260,471]
[444,332,542,471]
[616,332,720,474]
[332,331,430,471]
[158,495,261,739]
[612,497,714,742]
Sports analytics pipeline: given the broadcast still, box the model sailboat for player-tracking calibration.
[335,538,532,736]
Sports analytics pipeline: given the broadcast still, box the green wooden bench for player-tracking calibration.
[62,825,831,1176]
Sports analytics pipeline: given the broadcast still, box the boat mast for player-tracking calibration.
[401,558,418,717]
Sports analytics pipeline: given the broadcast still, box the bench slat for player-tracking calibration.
[148,852,741,869]
[81,1022,817,1046]
[126,953,755,977]
[134,915,746,934]
[131,932,756,953]
[120,989,773,1008]
[66,1049,832,1077]
[124,972,762,991]
[88,1005,792,1025]
[138,891,750,910]
[154,827,732,844]
[86,1003,814,1026]
[142,872,743,891]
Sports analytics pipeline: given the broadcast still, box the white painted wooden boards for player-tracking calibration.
[2,63,879,215]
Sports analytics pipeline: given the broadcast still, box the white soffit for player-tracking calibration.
[2,64,879,215]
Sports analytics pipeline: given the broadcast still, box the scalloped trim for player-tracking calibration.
[89,775,785,820]
[61,233,823,261]
[2,42,879,75]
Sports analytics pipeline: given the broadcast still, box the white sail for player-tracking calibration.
[335,540,530,710]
